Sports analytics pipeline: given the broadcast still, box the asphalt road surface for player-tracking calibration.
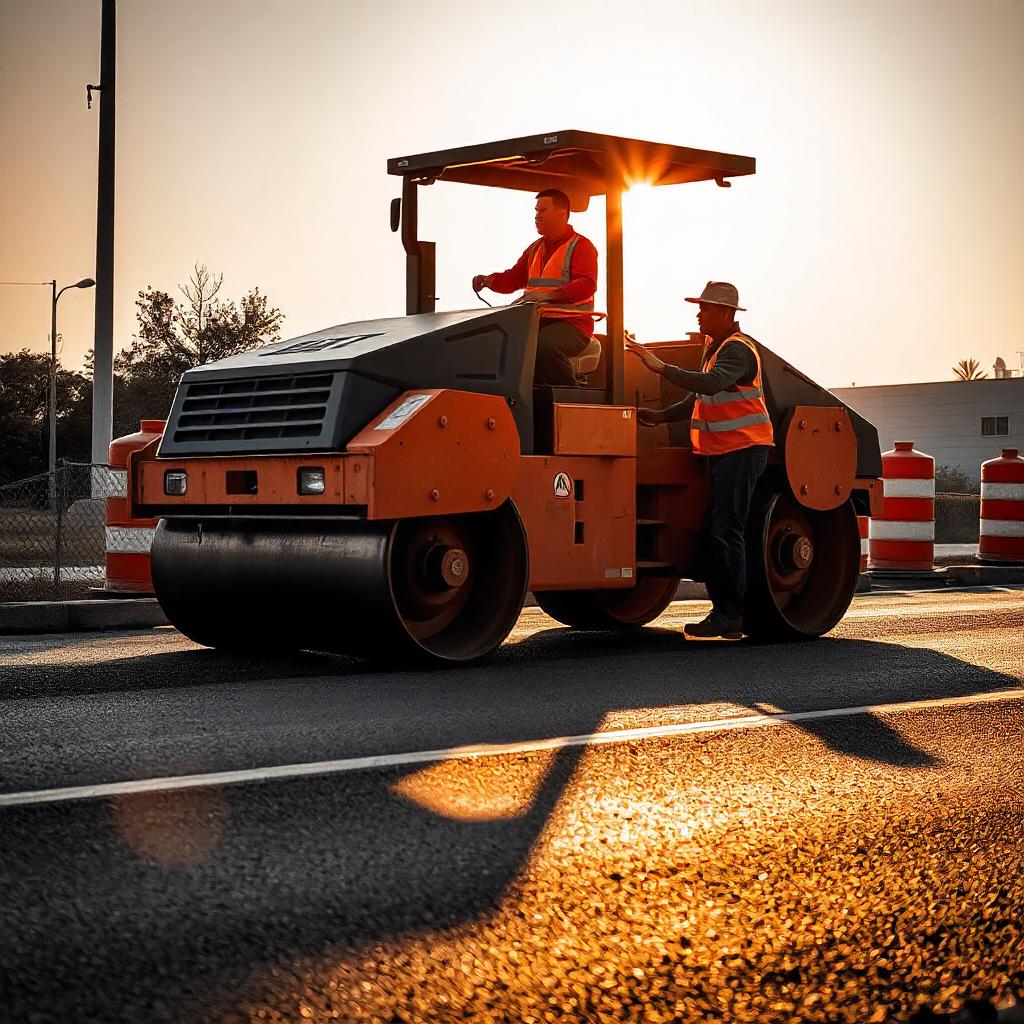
[2,587,1023,1024]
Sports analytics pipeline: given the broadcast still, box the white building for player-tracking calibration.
[831,377,1024,480]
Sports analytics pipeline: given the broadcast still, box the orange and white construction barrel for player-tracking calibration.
[105,419,165,593]
[978,448,1024,564]
[858,515,869,574]
[868,441,935,571]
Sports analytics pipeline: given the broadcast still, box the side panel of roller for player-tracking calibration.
[348,389,521,519]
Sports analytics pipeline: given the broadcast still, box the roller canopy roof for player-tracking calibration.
[387,130,755,208]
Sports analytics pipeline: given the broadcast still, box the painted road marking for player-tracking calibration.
[1,686,1022,810]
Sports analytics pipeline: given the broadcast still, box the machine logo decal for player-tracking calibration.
[553,472,572,498]
[375,394,431,431]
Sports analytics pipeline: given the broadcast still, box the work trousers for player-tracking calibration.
[704,445,770,622]
[536,320,590,386]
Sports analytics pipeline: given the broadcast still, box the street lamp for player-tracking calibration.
[49,277,96,482]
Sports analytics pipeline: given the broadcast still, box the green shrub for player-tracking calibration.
[934,464,978,494]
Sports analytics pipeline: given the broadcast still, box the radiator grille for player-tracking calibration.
[173,373,334,442]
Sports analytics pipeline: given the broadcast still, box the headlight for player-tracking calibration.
[298,467,325,495]
[164,470,187,496]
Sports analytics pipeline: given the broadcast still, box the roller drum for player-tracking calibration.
[151,519,399,656]
[151,504,529,663]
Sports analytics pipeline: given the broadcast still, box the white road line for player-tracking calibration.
[2,687,1023,810]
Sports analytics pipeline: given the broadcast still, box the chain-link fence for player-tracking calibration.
[0,462,123,603]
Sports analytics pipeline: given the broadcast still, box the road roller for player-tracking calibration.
[130,130,883,664]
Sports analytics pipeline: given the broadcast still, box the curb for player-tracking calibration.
[869,564,1024,587]
[0,598,168,635]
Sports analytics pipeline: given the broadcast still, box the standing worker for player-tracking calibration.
[472,189,598,386]
[627,282,774,639]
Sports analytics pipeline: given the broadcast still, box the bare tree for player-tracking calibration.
[952,358,988,381]
[110,263,284,432]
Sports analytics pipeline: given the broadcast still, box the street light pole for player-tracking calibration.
[48,278,97,491]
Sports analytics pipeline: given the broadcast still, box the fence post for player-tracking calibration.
[53,462,65,601]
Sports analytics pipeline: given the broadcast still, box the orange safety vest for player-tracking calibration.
[524,233,595,320]
[690,332,774,456]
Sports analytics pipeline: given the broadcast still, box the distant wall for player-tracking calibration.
[832,378,1024,481]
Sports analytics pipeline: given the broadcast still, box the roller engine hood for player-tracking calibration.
[158,305,539,457]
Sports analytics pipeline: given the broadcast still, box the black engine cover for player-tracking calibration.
[158,305,538,457]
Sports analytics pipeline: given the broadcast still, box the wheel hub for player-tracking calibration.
[776,531,814,573]
[422,543,470,590]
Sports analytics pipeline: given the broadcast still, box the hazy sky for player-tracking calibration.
[2,0,1022,388]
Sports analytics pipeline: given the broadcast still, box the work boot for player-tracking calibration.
[684,611,744,639]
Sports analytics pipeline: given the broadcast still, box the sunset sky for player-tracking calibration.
[2,0,1022,389]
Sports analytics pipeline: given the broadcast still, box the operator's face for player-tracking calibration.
[696,302,733,339]
[534,196,568,237]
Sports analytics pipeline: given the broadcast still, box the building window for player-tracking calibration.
[981,416,1009,436]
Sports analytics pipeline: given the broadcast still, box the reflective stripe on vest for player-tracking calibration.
[691,412,773,433]
[524,233,594,319]
[697,385,765,406]
[689,332,775,455]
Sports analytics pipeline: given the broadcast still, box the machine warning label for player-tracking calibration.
[553,472,572,498]
[375,393,431,431]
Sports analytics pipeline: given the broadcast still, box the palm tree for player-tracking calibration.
[953,358,988,381]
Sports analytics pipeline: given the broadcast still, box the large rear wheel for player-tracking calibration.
[535,576,678,630]
[743,486,859,640]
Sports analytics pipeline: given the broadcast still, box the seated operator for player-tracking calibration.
[472,189,598,387]
[626,282,774,640]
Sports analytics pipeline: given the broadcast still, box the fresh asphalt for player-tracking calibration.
[1,588,1022,1023]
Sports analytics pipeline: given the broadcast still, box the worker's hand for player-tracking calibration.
[625,334,667,376]
[472,274,492,292]
[637,407,666,427]
[515,288,557,304]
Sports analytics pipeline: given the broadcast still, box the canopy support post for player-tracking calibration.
[604,174,624,405]
[401,177,435,315]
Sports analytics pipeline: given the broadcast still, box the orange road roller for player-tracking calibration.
[131,131,883,664]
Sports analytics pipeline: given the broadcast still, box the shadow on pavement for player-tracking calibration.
[1,625,1022,1020]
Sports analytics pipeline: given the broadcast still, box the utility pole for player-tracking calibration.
[90,0,116,466]
[50,280,58,487]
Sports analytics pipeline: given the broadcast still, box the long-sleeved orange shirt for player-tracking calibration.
[487,226,598,336]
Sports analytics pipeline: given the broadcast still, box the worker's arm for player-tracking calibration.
[628,340,755,395]
[662,343,753,394]
[638,394,695,426]
[476,249,530,294]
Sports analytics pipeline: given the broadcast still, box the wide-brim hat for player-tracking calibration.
[685,281,746,311]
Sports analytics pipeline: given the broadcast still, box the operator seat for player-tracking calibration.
[571,332,605,383]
